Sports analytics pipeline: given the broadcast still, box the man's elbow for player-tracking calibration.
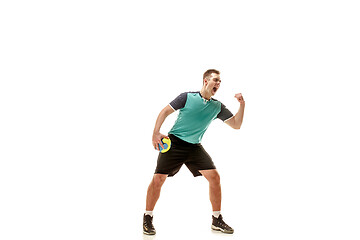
[233,123,242,130]
[225,117,242,130]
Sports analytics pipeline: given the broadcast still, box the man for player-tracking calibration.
[143,69,245,235]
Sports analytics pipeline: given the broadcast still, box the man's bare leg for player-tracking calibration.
[143,174,167,235]
[199,169,233,233]
[146,174,168,211]
[199,169,221,211]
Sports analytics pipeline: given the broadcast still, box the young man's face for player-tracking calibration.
[204,73,221,96]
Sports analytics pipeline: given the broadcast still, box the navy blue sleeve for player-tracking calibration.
[169,92,187,110]
[217,103,233,121]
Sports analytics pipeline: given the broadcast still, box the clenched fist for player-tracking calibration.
[234,93,245,104]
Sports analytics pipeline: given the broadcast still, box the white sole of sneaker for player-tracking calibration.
[211,225,234,234]
[143,230,156,235]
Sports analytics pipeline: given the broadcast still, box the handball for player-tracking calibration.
[158,138,171,153]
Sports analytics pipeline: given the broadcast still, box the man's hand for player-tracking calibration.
[152,105,174,151]
[152,132,169,151]
[225,93,245,130]
[234,93,245,104]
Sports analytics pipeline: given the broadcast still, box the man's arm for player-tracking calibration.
[225,93,245,130]
[152,105,175,150]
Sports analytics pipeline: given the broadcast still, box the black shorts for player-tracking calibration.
[155,134,216,177]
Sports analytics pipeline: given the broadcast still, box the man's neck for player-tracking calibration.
[200,88,212,100]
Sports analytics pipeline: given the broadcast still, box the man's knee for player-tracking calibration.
[152,174,167,188]
[201,170,221,185]
[210,172,221,185]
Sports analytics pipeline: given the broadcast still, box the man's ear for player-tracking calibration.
[203,78,208,86]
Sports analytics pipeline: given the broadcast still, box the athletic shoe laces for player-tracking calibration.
[144,215,154,229]
[215,215,232,230]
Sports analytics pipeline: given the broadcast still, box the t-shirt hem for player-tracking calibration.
[168,132,201,144]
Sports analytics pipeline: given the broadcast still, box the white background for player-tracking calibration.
[1,0,359,239]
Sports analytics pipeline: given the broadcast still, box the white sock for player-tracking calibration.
[145,211,153,217]
[213,211,221,218]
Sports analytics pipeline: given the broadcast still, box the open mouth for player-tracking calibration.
[213,87,218,93]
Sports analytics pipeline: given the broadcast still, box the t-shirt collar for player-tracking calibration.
[198,91,212,102]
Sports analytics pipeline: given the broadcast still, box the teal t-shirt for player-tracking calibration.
[168,92,233,144]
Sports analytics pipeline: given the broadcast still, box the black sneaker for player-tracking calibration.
[143,214,156,235]
[211,214,234,234]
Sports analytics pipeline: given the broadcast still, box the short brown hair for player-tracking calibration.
[203,69,220,80]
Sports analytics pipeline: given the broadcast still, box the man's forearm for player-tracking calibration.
[153,105,175,133]
[153,111,167,133]
[233,104,245,129]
